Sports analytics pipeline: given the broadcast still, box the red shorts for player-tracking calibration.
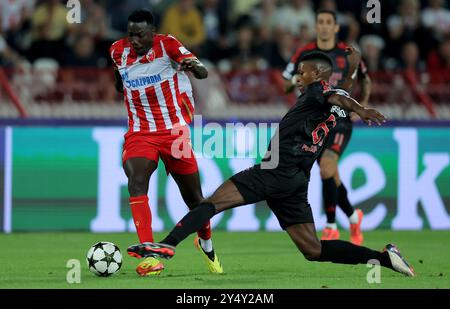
[122,126,198,175]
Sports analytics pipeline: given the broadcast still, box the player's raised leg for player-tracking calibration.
[286,223,415,276]
[172,171,223,273]
[127,180,246,259]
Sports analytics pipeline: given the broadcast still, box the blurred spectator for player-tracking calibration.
[0,0,35,54]
[31,0,69,42]
[29,0,71,63]
[359,35,385,71]
[75,0,108,39]
[319,0,360,44]
[222,18,265,73]
[386,0,430,59]
[200,0,230,62]
[0,0,34,33]
[64,34,100,67]
[274,0,315,38]
[400,41,425,71]
[251,0,279,41]
[230,0,261,22]
[427,36,450,84]
[160,0,205,52]
[264,28,295,70]
[0,33,25,66]
[421,0,450,41]
[105,0,154,34]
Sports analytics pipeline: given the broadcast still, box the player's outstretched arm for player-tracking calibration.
[179,57,208,79]
[113,69,124,93]
[328,93,386,126]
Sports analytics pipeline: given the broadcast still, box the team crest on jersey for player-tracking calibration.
[320,80,332,93]
[336,56,346,69]
[146,50,155,62]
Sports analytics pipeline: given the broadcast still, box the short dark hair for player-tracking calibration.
[299,52,334,70]
[128,9,155,25]
[316,9,337,23]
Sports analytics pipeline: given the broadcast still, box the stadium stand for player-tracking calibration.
[0,0,449,120]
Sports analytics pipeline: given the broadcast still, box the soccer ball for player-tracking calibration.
[86,241,122,277]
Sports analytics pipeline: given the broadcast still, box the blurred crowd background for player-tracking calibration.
[0,0,449,120]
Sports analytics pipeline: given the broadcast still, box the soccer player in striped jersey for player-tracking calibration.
[110,9,222,276]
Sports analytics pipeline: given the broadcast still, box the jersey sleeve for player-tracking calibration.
[321,83,351,118]
[163,35,196,63]
[319,81,351,104]
[320,80,334,97]
[109,41,120,69]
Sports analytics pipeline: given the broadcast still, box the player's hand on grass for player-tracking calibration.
[358,107,387,126]
[178,58,201,72]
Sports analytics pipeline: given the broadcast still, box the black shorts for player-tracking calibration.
[230,165,314,230]
[322,119,353,156]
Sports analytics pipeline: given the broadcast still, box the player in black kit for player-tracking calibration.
[127,52,415,277]
[283,9,372,244]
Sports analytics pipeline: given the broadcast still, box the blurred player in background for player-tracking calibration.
[127,52,414,278]
[282,9,372,245]
[110,9,223,276]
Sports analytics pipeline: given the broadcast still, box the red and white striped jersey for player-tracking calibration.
[110,34,196,133]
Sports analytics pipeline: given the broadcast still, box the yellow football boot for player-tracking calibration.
[194,236,224,274]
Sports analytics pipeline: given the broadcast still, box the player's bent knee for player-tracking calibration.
[128,186,147,197]
[300,244,322,261]
[319,159,337,179]
[128,175,150,196]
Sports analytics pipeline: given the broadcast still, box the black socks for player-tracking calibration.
[338,184,355,217]
[324,179,356,223]
[161,203,216,247]
[323,177,338,223]
[319,240,393,269]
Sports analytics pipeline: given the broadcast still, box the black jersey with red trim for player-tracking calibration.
[283,42,367,91]
[262,81,349,176]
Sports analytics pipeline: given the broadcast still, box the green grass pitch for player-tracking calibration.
[0,231,449,289]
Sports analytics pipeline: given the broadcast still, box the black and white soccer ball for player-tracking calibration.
[86,241,122,277]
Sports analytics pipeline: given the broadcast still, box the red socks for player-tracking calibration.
[130,195,153,243]
[130,195,212,243]
[197,221,212,240]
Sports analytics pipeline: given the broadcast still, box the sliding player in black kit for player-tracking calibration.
[283,10,371,244]
[127,52,415,277]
